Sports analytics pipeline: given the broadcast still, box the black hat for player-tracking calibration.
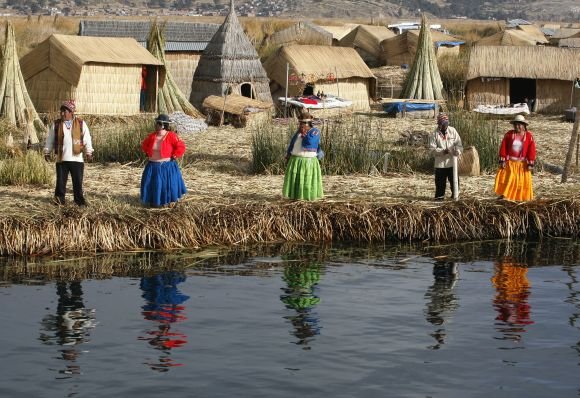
[155,114,170,123]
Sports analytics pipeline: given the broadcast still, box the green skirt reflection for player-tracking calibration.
[283,155,323,201]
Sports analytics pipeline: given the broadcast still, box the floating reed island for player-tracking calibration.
[0,198,579,256]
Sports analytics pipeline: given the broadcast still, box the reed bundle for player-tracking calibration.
[1,199,579,256]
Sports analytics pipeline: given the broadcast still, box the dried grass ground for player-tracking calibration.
[0,113,577,215]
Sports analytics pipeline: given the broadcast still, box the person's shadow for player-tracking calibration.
[138,271,190,372]
[39,281,97,378]
[424,260,459,350]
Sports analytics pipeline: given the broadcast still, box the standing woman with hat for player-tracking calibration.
[140,114,187,207]
[494,114,536,201]
[43,100,93,206]
[283,112,324,201]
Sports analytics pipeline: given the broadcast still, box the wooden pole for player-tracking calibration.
[284,62,289,118]
[562,109,580,183]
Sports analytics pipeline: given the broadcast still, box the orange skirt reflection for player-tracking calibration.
[491,259,533,326]
[494,160,533,201]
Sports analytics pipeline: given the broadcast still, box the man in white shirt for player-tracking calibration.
[428,113,463,200]
[43,100,94,206]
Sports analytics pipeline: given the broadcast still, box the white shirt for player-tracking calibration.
[44,117,93,162]
[429,126,463,168]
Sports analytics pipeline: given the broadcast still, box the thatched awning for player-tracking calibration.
[264,45,376,86]
[20,34,163,86]
[202,94,273,115]
[466,46,580,81]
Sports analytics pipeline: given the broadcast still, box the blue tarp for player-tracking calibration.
[383,102,436,113]
[435,40,465,48]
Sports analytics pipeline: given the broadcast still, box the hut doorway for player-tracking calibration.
[240,83,255,99]
[510,78,536,108]
[142,65,158,113]
[302,83,314,96]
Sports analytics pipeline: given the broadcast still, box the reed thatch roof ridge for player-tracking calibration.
[79,20,220,43]
[550,28,580,39]
[192,0,268,83]
[318,25,356,41]
[474,29,539,46]
[1,198,580,256]
[515,25,549,44]
[466,45,580,81]
[269,21,333,46]
[20,34,163,86]
[264,45,375,86]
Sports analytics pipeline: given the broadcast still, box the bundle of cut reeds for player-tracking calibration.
[401,15,445,101]
[147,20,204,118]
[0,22,44,147]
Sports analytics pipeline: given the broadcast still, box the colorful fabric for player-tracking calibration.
[61,100,76,113]
[141,131,186,159]
[498,130,536,166]
[286,128,321,156]
[141,160,187,206]
[494,160,533,201]
[283,155,323,200]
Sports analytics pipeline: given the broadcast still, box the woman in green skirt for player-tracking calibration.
[283,112,324,200]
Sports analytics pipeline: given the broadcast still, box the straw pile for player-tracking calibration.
[147,20,203,118]
[400,15,444,101]
[0,199,579,256]
[0,22,44,146]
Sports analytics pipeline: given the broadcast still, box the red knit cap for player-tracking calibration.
[437,113,449,125]
[61,100,76,113]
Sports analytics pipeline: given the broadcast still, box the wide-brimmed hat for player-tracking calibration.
[511,114,528,125]
[60,100,76,113]
[155,114,170,124]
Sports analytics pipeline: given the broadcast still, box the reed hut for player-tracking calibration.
[474,29,541,47]
[319,25,357,44]
[400,16,444,101]
[268,21,333,47]
[202,94,273,128]
[381,29,463,66]
[465,46,580,113]
[548,28,580,46]
[0,21,43,146]
[559,38,580,48]
[79,20,219,100]
[190,0,273,110]
[264,45,376,112]
[20,34,164,115]
[338,25,396,67]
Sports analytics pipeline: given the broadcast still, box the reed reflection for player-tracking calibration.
[491,258,533,343]
[424,260,459,350]
[138,271,189,372]
[280,261,322,350]
[39,281,97,378]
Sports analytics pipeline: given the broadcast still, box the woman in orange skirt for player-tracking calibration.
[494,114,536,201]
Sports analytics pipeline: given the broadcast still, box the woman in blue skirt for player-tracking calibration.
[283,112,324,201]
[140,114,187,207]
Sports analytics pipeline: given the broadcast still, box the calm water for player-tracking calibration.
[0,240,579,398]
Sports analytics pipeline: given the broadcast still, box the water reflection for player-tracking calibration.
[39,281,97,378]
[138,271,190,372]
[491,258,533,343]
[280,261,322,350]
[424,260,459,350]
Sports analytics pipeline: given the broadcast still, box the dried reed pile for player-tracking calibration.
[147,20,203,118]
[1,199,579,256]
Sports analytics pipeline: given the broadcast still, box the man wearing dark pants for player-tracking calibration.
[429,113,463,200]
[43,100,94,206]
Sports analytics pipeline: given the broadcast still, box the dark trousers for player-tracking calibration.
[434,167,458,199]
[55,162,85,205]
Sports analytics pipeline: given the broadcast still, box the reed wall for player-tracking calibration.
[536,79,575,113]
[165,52,202,100]
[25,68,74,113]
[465,77,508,108]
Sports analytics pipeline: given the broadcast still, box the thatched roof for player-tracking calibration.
[466,46,580,81]
[475,29,539,46]
[318,25,356,41]
[269,21,332,46]
[79,20,220,51]
[515,25,548,44]
[400,15,444,101]
[191,0,269,87]
[382,28,463,61]
[339,25,395,61]
[202,94,273,115]
[264,45,376,86]
[550,28,580,39]
[20,34,163,86]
